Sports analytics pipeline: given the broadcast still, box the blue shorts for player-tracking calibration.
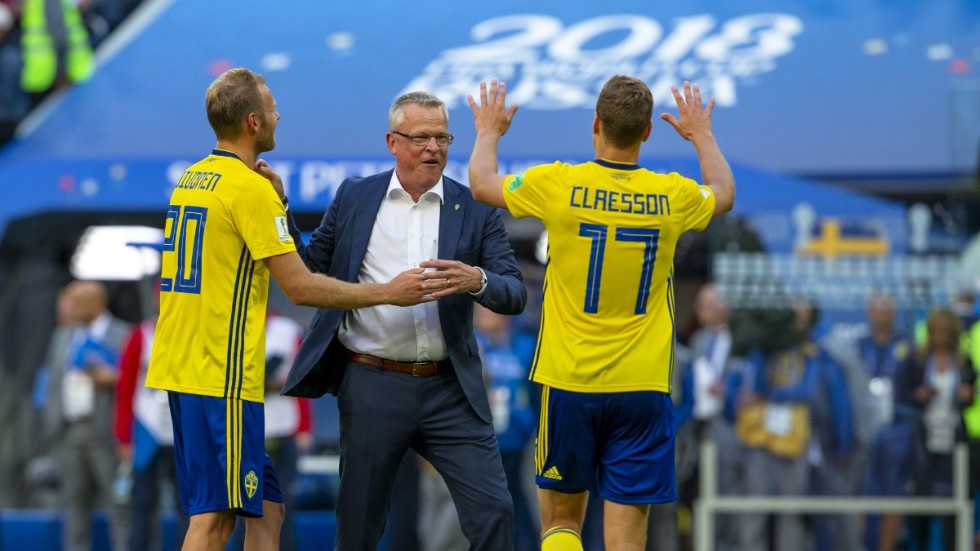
[168,392,282,517]
[535,385,677,504]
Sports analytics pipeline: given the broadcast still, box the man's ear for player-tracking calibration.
[246,112,260,134]
[641,120,652,143]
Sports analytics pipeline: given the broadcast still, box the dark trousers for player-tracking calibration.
[382,452,422,551]
[129,445,188,551]
[501,449,538,551]
[909,450,955,551]
[334,362,514,551]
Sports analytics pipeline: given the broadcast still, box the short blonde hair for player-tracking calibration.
[205,68,267,139]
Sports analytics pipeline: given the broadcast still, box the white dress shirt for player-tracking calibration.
[692,328,731,420]
[338,172,447,362]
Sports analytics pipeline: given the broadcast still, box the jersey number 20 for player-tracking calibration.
[579,223,660,315]
[161,205,208,294]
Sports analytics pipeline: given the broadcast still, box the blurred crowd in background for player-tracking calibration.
[16,268,980,551]
[0,0,143,146]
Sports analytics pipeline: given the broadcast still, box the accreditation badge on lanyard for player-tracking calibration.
[868,377,894,427]
[764,404,794,436]
[63,369,95,421]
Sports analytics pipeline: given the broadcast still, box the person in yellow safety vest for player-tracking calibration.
[20,0,93,94]
[956,318,980,549]
[964,320,980,437]
[912,289,980,545]
[955,308,980,549]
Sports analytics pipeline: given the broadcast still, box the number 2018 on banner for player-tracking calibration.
[161,205,207,294]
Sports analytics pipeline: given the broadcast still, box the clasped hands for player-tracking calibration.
[384,260,484,306]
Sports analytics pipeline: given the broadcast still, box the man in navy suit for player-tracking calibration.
[279,91,526,550]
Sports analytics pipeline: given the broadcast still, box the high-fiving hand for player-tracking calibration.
[468,80,519,139]
[660,81,715,142]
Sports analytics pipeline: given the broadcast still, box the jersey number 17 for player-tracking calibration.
[579,223,660,315]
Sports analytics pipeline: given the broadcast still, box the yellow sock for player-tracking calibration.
[541,526,583,551]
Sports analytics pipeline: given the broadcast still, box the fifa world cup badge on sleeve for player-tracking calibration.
[275,216,290,242]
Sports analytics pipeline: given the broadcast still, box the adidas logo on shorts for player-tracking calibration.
[542,466,562,480]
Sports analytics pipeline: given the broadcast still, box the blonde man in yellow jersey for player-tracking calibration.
[145,68,444,551]
[467,77,735,551]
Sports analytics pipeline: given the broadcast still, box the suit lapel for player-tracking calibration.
[438,181,464,260]
[347,174,391,279]
[436,182,465,331]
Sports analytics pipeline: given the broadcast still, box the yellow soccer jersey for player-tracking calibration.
[503,159,715,393]
[146,149,295,402]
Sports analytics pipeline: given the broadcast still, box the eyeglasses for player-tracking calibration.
[392,131,454,146]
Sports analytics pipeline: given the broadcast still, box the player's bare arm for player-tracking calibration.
[660,81,735,216]
[264,252,435,308]
[467,79,519,209]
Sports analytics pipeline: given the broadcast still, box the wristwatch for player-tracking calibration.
[472,267,488,296]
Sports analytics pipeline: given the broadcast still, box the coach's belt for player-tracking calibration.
[345,350,448,377]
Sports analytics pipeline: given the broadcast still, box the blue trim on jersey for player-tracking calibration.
[237,247,255,399]
[592,158,641,171]
[225,245,254,399]
[211,148,243,161]
[241,266,255,394]
[666,273,675,392]
[528,270,550,382]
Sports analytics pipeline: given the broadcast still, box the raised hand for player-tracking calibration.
[660,81,715,142]
[468,80,519,139]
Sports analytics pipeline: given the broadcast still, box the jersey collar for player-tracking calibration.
[211,148,243,162]
[592,158,641,171]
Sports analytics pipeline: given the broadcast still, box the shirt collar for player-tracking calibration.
[387,171,445,204]
[87,312,111,340]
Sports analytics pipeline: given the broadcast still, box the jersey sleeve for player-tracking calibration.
[675,174,716,232]
[234,176,297,260]
[502,161,566,221]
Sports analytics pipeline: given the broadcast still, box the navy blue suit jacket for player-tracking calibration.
[281,170,526,422]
